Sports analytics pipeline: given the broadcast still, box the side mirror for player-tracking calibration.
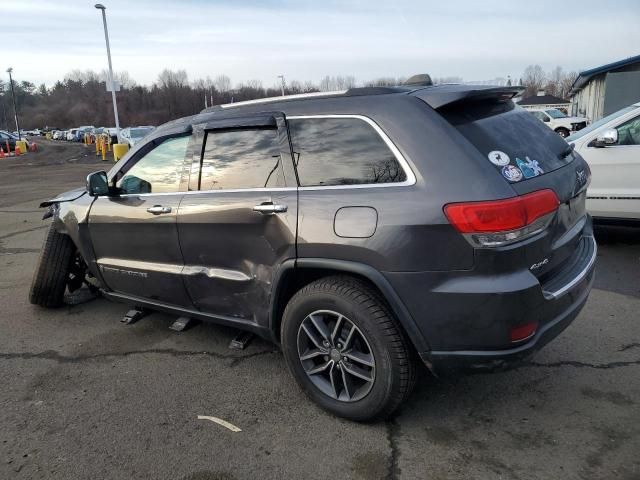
[542,116,550,122]
[86,171,109,196]
[596,129,618,146]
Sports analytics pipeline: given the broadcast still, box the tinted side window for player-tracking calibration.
[616,115,640,146]
[117,136,189,194]
[288,117,407,186]
[200,128,284,190]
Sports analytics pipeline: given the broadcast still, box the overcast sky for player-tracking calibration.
[3,0,640,88]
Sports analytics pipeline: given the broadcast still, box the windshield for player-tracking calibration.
[567,105,639,141]
[131,128,153,138]
[546,109,566,119]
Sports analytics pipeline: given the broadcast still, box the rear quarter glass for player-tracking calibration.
[440,101,573,182]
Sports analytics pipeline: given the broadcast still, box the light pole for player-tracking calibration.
[6,68,21,138]
[95,4,121,143]
[278,75,285,96]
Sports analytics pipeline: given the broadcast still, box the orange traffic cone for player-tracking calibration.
[15,146,21,156]
[0,147,4,158]
[30,142,37,152]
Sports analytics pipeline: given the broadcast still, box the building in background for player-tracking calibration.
[518,90,570,114]
[569,54,640,122]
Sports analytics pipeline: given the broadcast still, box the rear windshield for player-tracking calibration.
[439,101,572,183]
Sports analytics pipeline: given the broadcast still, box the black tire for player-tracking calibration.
[555,127,570,138]
[29,224,76,308]
[281,276,417,421]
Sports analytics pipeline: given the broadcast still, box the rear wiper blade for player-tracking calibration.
[560,143,575,159]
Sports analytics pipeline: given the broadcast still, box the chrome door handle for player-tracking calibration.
[252,203,288,214]
[146,205,172,215]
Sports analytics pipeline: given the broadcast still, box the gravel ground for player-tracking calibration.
[0,139,638,480]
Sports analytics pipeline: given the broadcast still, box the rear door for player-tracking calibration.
[583,113,640,219]
[88,133,194,306]
[177,113,298,328]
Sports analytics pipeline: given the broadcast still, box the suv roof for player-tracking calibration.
[200,84,524,114]
[143,83,524,142]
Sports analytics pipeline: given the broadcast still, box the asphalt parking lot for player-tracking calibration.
[1,140,639,480]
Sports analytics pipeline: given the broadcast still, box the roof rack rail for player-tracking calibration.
[344,86,413,96]
[202,90,348,112]
[200,84,419,113]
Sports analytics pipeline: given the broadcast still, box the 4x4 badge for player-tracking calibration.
[530,258,549,270]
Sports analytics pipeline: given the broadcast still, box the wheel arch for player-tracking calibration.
[269,258,430,353]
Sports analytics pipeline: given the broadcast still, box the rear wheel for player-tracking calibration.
[555,127,570,138]
[29,224,76,308]
[281,276,417,421]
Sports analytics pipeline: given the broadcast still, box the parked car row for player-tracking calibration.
[0,130,31,151]
[46,125,155,147]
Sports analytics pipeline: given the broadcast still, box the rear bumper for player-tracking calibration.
[422,267,593,373]
[384,235,597,374]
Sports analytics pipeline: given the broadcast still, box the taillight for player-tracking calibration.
[444,189,559,247]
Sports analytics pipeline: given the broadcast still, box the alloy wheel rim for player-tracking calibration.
[296,310,376,402]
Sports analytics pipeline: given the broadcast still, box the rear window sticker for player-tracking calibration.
[516,158,535,178]
[502,164,523,182]
[525,157,544,176]
[487,150,510,166]
[516,157,545,179]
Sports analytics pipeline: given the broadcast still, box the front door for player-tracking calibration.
[177,113,298,329]
[586,114,640,218]
[88,134,194,306]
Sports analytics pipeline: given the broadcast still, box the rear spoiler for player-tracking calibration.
[411,85,525,110]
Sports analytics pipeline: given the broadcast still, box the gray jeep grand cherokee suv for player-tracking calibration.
[30,82,596,421]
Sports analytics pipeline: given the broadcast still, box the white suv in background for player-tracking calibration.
[529,108,588,138]
[567,102,640,223]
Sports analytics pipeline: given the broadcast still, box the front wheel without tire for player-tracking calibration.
[281,276,417,421]
[29,224,76,307]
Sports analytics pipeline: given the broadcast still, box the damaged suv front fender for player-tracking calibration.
[40,188,103,285]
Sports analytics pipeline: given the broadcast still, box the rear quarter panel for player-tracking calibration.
[293,95,515,272]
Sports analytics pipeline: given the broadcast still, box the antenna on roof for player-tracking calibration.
[404,74,433,87]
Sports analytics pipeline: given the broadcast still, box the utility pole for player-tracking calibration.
[6,68,21,138]
[95,4,121,143]
[0,89,8,131]
[278,75,285,96]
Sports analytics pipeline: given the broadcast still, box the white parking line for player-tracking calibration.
[197,415,242,432]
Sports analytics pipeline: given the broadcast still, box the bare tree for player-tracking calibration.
[522,65,546,97]
[157,69,188,89]
[64,69,101,83]
[545,66,563,97]
[214,74,231,93]
[558,71,578,99]
[101,70,137,89]
[245,79,263,91]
